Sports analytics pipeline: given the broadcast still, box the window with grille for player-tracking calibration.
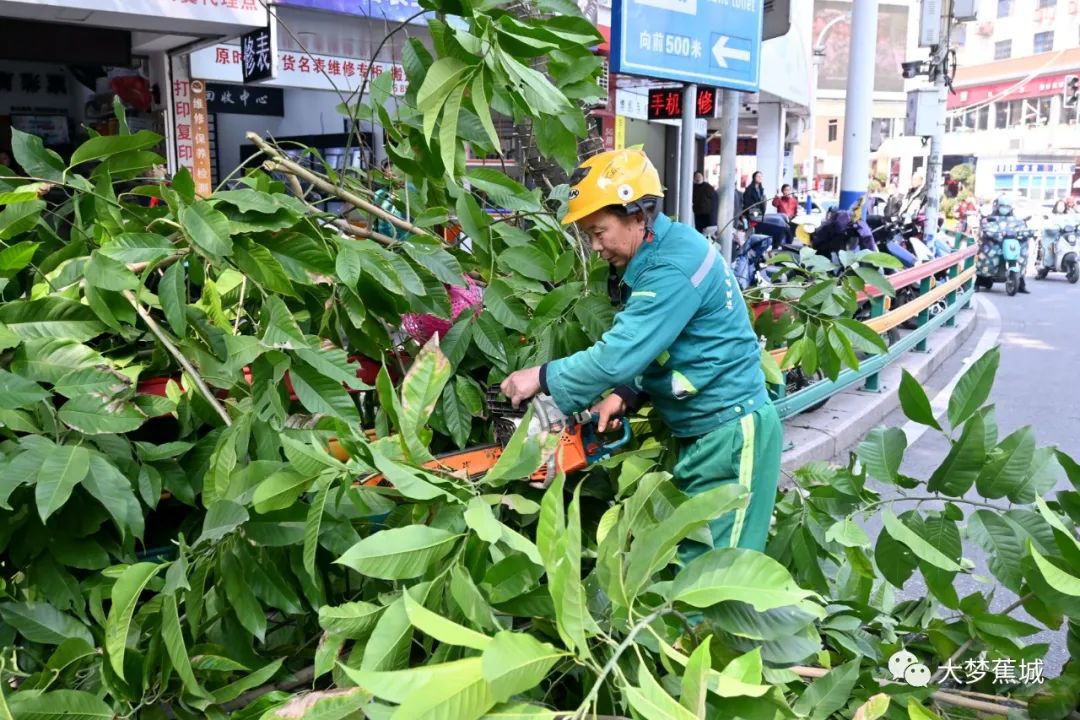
[1033,31,1054,53]
[994,40,1011,59]
[997,0,1011,16]
[827,119,838,142]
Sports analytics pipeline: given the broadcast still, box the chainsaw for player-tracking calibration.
[327,389,631,488]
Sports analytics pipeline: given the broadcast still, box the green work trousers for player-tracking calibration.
[673,402,783,562]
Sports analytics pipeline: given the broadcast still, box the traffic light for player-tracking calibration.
[1065,75,1080,109]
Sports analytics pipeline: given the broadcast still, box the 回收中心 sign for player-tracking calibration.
[646,86,718,120]
[611,0,762,92]
[206,83,284,116]
[241,26,275,83]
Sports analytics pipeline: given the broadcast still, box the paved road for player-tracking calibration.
[835,274,1080,677]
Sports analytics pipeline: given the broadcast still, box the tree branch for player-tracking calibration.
[123,290,232,427]
[930,592,1035,683]
[331,217,398,247]
[247,133,435,240]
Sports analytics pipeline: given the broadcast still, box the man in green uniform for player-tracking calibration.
[500,148,783,556]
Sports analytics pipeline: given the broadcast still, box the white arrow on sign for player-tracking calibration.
[712,36,751,68]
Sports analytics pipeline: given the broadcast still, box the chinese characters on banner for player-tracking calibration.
[645,86,717,121]
[206,83,284,116]
[190,81,213,196]
[191,44,409,95]
[172,71,213,197]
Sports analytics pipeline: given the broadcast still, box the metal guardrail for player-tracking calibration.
[768,234,978,420]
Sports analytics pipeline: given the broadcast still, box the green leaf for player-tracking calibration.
[760,347,783,385]
[403,592,492,650]
[0,297,105,342]
[926,413,985,496]
[11,128,65,181]
[484,279,530,333]
[834,317,888,355]
[343,657,497,718]
[853,694,891,720]
[450,565,499,633]
[403,241,465,286]
[303,474,333,581]
[84,453,143,541]
[221,547,267,642]
[181,202,233,260]
[966,509,1025,593]
[162,593,207,699]
[1009,446,1062,505]
[58,395,146,435]
[465,497,504,544]
[483,405,546,486]
[289,358,360,423]
[854,266,896,297]
[0,200,44,241]
[0,602,93,646]
[259,688,369,720]
[898,369,942,431]
[105,562,162,680]
[791,659,861,720]
[35,445,90,522]
[626,665,697,720]
[471,73,502,153]
[947,346,1000,429]
[400,335,452,458]
[70,130,161,166]
[0,240,39,272]
[825,518,871,548]
[473,312,509,369]
[498,246,555,282]
[213,658,285,704]
[213,189,281,214]
[439,83,466,178]
[624,483,749,596]
[881,510,962,571]
[680,636,712,715]
[52,366,131,400]
[159,261,187,336]
[6,690,114,719]
[907,699,943,720]
[417,58,469,132]
[252,470,311,514]
[1029,540,1080,596]
[335,526,459,580]
[481,631,563,704]
[197,499,249,545]
[856,427,907,485]
[976,425,1036,499]
[0,369,48,410]
[441,381,473,449]
[671,548,821,614]
[319,601,384,640]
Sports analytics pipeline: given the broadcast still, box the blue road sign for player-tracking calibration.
[611,0,762,92]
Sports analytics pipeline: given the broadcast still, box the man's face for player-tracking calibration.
[694,172,704,184]
[578,208,645,268]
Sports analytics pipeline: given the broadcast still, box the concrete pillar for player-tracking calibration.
[838,0,879,209]
[756,99,786,196]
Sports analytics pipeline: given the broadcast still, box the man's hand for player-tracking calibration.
[590,393,626,433]
[500,366,543,409]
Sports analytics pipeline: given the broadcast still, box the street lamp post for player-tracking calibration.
[805,12,850,210]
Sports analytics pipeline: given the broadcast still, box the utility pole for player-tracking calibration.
[923,0,953,247]
[678,83,697,225]
[837,0,880,210]
[716,88,740,263]
[806,11,850,208]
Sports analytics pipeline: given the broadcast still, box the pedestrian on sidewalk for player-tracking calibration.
[501,149,783,558]
[742,170,767,218]
[692,171,717,233]
[772,184,798,219]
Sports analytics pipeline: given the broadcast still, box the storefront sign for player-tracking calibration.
[275,0,427,25]
[206,83,284,116]
[190,81,213,197]
[949,73,1078,110]
[614,115,626,149]
[241,26,276,84]
[646,86,717,120]
[190,43,408,95]
[172,69,213,197]
[6,0,265,30]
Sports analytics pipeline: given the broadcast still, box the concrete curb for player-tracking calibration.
[780,296,990,474]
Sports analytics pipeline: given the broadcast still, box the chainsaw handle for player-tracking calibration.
[598,416,632,451]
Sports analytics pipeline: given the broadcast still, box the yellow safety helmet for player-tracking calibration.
[561,149,665,226]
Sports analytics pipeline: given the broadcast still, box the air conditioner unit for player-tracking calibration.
[977,21,994,36]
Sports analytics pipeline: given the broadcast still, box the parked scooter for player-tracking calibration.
[977,204,1033,296]
[1036,216,1080,284]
